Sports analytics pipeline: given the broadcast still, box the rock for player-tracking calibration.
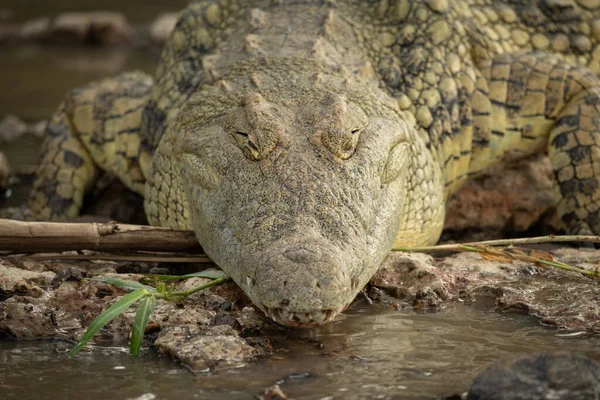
[50,12,132,45]
[0,152,10,190]
[371,249,600,332]
[259,384,290,400]
[155,330,256,371]
[149,12,179,43]
[0,258,274,369]
[445,154,555,235]
[0,115,27,142]
[467,353,600,400]
[0,295,58,338]
[0,259,55,297]
[20,17,50,41]
[370,252,451,308]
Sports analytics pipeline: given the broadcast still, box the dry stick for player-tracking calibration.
[392,234,600,252]
[23,253,213,263]
[0,219,203,253]
[2,219,599,276]
[393,240,600,278]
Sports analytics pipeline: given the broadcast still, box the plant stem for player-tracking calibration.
[23,252,212,263]
[154,277,230,301]
[392,234,600,252]
[394,241,600,278]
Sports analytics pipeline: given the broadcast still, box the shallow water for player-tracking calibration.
[2,304,600,400]
[0,46,156,121]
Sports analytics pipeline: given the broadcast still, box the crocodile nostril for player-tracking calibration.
[283,245,323,263]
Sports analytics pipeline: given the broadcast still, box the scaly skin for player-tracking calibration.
[21,0,600,326]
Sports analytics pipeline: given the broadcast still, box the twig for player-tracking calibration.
[394,240,600,278]
[20,252,213,263]
[0,219,202,253]
[392,234,600,252]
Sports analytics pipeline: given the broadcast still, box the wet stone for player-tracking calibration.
[155,332,257,372]
[467,353,600,400]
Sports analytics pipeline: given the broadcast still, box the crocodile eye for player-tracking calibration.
[181,153,219,190]
[381,142,410,184]
[231,129,278,161]
[234,131,261,155]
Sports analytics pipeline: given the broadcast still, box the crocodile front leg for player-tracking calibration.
[26,72,153,220]
[475,51,600,235]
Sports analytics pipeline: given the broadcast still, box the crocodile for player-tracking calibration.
[19,0,600,327]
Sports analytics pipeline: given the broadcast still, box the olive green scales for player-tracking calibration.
[20,0,600,326]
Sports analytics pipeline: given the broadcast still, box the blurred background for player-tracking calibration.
[0,1,189,121]
[0,1,188,210]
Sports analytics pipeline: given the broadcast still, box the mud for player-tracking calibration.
[1,244,599,372]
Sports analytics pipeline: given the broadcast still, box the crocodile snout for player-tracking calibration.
[282,243,323,263]
[252,233,355,327]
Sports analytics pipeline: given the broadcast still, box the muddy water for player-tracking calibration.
[0,47,156,121]
[2,304,600,400]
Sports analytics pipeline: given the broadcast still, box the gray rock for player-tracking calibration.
[467,353,600,400]
[155,330,256,371]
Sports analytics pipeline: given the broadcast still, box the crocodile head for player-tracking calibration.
[161,63,438,327]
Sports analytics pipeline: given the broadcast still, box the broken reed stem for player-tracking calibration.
[457,245,597,277]
[393,235,600,252]
[20,252,213,263]
[1,219,599,277]
[393,236,600,278]
[0,218,203,253]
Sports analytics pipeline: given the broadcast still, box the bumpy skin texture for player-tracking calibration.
[24,0,600,326]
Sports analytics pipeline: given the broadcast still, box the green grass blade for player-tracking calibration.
[69,288,149,356]
[130,295,156,356]
[181,270,228,279]
[142,269,228,283]
[90,276,157,292]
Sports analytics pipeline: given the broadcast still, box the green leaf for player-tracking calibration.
[142,269,228,283]
[90,276,156,292]
[69,288,149,356]
[130,295,156,356]
[182,270,228,280]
